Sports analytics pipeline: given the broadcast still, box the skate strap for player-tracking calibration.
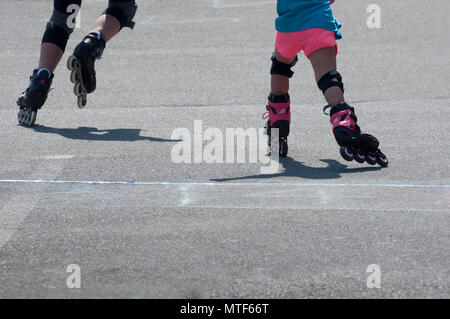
[36,68,52,79]
[322,104,333,115]
[268,101,290,117]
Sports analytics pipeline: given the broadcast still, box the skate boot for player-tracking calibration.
[67,30,106,108]
[263,92,291,157]
[323,102,388,167]
[17,68,54,127]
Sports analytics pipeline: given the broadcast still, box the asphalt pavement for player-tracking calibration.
[0,0,449,298]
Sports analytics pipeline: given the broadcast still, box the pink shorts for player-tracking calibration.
[275,28,338,59]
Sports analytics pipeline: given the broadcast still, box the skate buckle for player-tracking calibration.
[322,104,335,115]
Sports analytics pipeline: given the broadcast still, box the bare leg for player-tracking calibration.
[38,10,120,72]
[38,14,121,73]
[93,14,121,42]
[266,49,295,157]
[38,43,64,72]
[308,46,344,105]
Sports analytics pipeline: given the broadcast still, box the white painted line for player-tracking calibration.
[36,155,74,160]
[0,179,449,189]
[144,205,450,213]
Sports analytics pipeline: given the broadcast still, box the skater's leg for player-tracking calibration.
[38,43,64,72]
[264,49,297,157]
[17,0,82,126]
[271,49,296,95]
[67,0,137,108]
[92,14,120,42]
[308,46,388,166]
[75,0,137,57]
[39,0,83,71]
[71,0,123,60]
[308,46,344,105]
[95,0,139,41]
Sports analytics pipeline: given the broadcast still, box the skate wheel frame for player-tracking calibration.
[354,151,366,163]
[339,146,388,167]
[68,55,87,109]
[366,154,377,165]
[340,146,354,161]
[18,108,37,127]
[67,55,80,71]
[279,138,288,157]
[266,138,288,158]
[376,154,389,167]
[70,69,79,84]
[78,95,87,109]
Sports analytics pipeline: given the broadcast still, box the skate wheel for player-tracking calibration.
[279,138,288,158]
[354,151,366,163]
[70,69,79,84]
[18,109,25,124]
[19,109,36,127]
[18,109,29,125]
[27,111,37,127]
[67,56,75,70]
[366,154,377,165]
[376,154,389,167]
[266,145,272,157]
[77,95,87,109]
[74,83,83,97]
[340,146,354,161]
[67,55,79,71]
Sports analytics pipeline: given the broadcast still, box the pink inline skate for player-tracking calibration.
[323,102,388,167]
[263,92,291,157]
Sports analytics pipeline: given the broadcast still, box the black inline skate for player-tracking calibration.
[17,68,54,127]
[67,30,106,108]
[263,92,291,157]
[324,102,388,167]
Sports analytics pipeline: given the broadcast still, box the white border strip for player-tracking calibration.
[0,179,449,189]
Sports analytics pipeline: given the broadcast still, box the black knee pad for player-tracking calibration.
[104,0,138,30]
[42,8,78,51]
[317,70,344,94]
[270,53,298,78]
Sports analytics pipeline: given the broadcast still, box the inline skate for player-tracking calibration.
[263,92,290,157]
[67,30,106,108]
[324,102,388,167]
[17,68,54,127]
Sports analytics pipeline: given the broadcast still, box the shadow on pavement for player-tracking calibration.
[211,157,382,181]
[31,125,180,143]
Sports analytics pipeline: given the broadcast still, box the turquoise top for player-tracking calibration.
[275,0,342,39]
